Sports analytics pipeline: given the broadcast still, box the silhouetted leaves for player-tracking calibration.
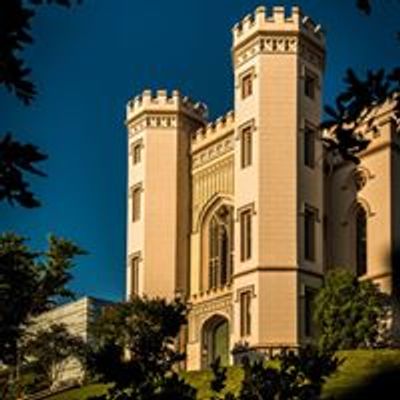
[322,68,399,164]
[323,1,399,162]
[88,297,195,400]
[0,0,83,103]
[0,0,83,208]
[210,347,340,400]
[0,0,36,104]
[0,233,86,366]
[0,133,47,207]
[210,357,227,396]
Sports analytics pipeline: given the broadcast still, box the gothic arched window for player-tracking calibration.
[207,205,234,289]
[356,205,367,276]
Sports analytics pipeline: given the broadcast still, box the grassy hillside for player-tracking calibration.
[45,350,400,400]
[42,384,108,400]
[323,349,400,399]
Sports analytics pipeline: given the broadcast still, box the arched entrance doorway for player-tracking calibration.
[201,315,230,369]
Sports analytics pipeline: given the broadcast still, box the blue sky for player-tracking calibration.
[1,0,398,301]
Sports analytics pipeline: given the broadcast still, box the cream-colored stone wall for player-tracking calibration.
[126,90,206,299]
[30,297,109,387]
[258,271,298,345]
[232,5,325,353]
[190,111,235,296]
[125,5,398,372]
[326,102,398,293]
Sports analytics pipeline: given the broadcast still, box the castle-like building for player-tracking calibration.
[125,6,399,370]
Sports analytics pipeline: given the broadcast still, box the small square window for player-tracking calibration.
[241,73,253,99]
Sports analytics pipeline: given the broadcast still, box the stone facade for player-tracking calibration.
[125,6,399,370]
[31,297,110,387]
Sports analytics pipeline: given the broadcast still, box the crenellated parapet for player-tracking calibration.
[232,6,324,50]
[126,89,208,125]
[191,110,235,154]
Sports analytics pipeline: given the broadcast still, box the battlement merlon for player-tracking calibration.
[191,110,235,153]
[126,89,208,125]
[232,6,325,51]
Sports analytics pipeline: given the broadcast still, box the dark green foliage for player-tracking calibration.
[323,1,399,163]
[0,0,83,104]
[314,268,391,352]
[210,347,340,400]
[0,232,86,366]
[210,358,227,398]
[22,323,88,389]
[0,133,47,207]
[337,364,400,400]
[0,0,82,207]
[322,68,399,164]
[88,297,196,400]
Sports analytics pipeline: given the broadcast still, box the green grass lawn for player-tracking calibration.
[322,349,400,399]
[43,384,109,400]
[45,350,400,400]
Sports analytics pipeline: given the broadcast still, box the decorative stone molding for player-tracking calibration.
[298,202,321,222]
[341,197,376,226]
[341,166,375,191]
[192,156,234,230]
[128,182,143,198]
[236,202,256,221]
[188,289,233,342]
[235,284,256,302]
[235,119,256,141]
[233,35,324,70]
[128,250,142,262]
[192,136,234,169]
[128,113,178,137]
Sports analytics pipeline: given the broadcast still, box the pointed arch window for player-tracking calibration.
[356,205,367,276]
[208,205,234,289]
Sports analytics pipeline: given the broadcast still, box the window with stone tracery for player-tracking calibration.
[208,205,234,289]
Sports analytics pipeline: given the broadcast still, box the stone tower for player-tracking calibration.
[125,90,207,299]
[231,6,326,349]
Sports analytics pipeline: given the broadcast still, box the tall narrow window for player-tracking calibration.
[241,73,253,99]
[220,226,229,285]
[304,287,316,337]
[241,126,252,168]
[304,206,316,261]
[131,256,140,296]
[132,186,141,222]
[356,206,367,276]
[208,206,234,290]
[304,126,315,168]
[240,291,252,337]
[304,70,317,99]
[132,141,142,165]
[240,208,252,262]
[209,216,219,289]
